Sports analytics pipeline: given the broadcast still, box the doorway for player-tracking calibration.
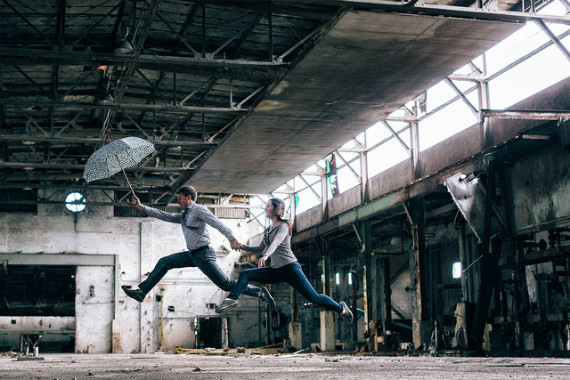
[197,317,222,349]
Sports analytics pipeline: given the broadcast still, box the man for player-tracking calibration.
[122,186,275,307]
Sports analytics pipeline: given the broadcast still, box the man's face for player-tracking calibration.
[177,193,192,209]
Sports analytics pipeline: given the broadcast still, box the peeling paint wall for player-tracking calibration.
[511,147,570,233]
[0,189,250,353]
[75,266,114,353]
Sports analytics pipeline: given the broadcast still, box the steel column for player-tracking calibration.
[404,199,429,349]
[470,159,504,352]
[356,220,374,350]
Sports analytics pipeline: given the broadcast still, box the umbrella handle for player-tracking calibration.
[114,154,136,197]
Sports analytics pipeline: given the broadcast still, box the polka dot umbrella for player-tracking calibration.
[83,136,155,195]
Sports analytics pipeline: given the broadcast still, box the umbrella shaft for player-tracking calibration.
[115,154,135,196]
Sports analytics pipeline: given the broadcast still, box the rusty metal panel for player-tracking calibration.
[445,172,505,243]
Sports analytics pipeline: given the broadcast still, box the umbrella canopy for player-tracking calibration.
[83,137,155,183]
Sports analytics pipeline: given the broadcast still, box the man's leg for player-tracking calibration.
[192,247,270,299]
[217,267,278,312]
[228,267,278,299]
[123,251,195,302]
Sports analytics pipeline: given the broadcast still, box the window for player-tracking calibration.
[0,265,76,316]
[64,192,86,213]
[452,262,462,279]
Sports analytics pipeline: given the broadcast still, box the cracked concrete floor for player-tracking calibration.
[1,353,570,380]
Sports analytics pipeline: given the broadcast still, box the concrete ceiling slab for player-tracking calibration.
[191,10,521,194]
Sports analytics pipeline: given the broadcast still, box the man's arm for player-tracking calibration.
[126,194,180,223]
[195,205,238,247]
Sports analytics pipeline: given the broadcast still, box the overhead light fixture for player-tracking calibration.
[114,39,133,55]
[98,92,114,106]
[115,26,133,55]
[98,78,114,106]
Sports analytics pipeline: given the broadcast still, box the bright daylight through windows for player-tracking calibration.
[248,1,570,226]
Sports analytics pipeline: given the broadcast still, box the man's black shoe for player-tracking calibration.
[122,285,145,302]
[216,298,238,313]
[259,287,276,308]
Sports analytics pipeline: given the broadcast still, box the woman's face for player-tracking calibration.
[265,201,274,218]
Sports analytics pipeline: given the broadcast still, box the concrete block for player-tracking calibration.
[320,310,335,351]
[288,322,303,351]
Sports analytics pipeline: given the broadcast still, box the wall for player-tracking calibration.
[0,316,74,352]
[511,147,570,233]
[0,188,249,353]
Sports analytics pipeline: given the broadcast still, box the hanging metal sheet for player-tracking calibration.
[445,172,505,243]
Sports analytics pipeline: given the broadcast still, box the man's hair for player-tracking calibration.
[176,186,197,201]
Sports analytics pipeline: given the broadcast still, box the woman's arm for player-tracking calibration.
[241,238,267,255]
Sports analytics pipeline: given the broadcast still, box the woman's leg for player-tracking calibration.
[284,262,343,313]
[228,266,280,300]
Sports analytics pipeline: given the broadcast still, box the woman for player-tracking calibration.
[215,198,353,323]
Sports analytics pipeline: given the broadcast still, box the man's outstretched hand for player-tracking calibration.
[126,194,144,210]
[230,239,242,251]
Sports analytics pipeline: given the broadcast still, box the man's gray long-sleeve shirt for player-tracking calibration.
[144,202,236,251]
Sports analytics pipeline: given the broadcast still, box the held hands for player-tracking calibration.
[230,239,242,251]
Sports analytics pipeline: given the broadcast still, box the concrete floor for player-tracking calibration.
[2,352,570,380]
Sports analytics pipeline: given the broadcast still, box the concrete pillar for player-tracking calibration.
[320,311,335,351]
[357,220,374,351]
[289,287,302,349]
[112,319,121,353]
[140,222,154,353]
[288,322,303,350]
[319,240,335,350]
[405,200,428,350]
[222,318,228,350]
[378,257,392,351]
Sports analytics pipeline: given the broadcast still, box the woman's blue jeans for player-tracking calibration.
[138,247,263,298]
[229,262,343,313]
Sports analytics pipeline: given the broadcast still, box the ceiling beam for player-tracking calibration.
[0,49,288,78]
[0,161,194,172]
[269,0,570,25]
[0,99,246,113]
[0,135,217,147]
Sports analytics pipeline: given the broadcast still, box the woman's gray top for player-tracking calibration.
[242,222,297,268]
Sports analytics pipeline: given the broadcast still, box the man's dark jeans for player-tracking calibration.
[138,246,262,298]
[229,262,343,313]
